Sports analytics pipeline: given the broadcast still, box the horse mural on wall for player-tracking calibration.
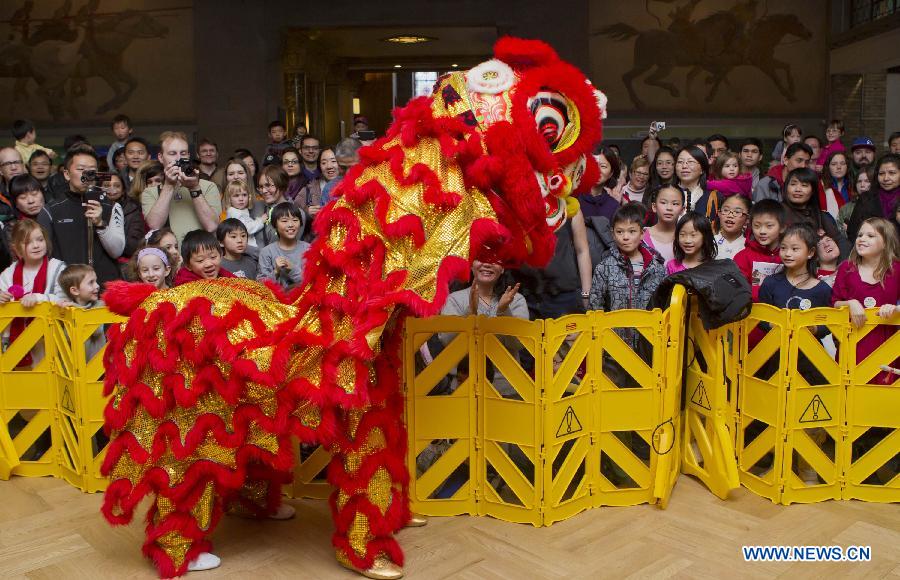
[595,0,813,109]
[0,0,169,120]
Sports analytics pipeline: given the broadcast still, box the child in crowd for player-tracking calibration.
[590,203,666,315]
[707,151,752,199]
[772,123,802,163]
[130,247,172,290]
[12,119,56,163]
[759,224,832,311]
[58,264,107,368]
[667,213,717,274]
[642,185,684,264]
[591,202,666,391]
[735,199,785,300]
[258,202,309,290]
[840,166,873,235]
[107,114,133,170]
[0,220,66,305]
[224,180,265,250]
[816,235,841,286]
[760,223,834,484]
[0,220,66,367]
[146,227,182,272]
[217,219,258,280]
[173,230,236,286]
[832,218,900,384]
[714,195,749,259]
[59,264,102,308]
[817,119,846,172]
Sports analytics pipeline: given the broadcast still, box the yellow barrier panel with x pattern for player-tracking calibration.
[681,300,741,500]
[698,304,899,505]
[0,303,124,488]
[405,286,688,526]
[7,291,893,512]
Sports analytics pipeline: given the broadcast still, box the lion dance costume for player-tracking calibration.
[100,37,604,578]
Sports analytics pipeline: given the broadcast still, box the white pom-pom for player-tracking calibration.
[594,88,608,120]
[466,59,516,95]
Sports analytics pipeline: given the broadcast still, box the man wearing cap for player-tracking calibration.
[850,137,876,171]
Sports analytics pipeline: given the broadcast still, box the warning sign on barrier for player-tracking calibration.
[690,381,711,411]
[556,406,583,438]
[799,395,832,423]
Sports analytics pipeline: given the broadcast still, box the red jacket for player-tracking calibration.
[766,163,785,187]
[173,267,236,286]
[733,237,782,300]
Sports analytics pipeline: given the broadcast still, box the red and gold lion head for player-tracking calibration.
[429,37,605,266]
[332,37,605,271]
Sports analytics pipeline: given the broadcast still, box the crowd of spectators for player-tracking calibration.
[0,115,898,347]
[0,116,370,300]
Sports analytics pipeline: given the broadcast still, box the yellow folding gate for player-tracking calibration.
[705,304,899,504]
[405,286,689,525]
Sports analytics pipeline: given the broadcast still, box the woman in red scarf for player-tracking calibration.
[0,219,66,367]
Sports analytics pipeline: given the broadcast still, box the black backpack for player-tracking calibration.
[649,259,752,330]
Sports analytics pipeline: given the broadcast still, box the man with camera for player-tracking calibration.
[141,131,221,243]
[40,144,126,286]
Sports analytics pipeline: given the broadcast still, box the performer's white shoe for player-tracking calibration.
[406,513,428,527]
[269,503,296,520]
[187,552,221,572]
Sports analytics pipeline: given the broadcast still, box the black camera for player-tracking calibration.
[80,169,117,184]
[84,185,104,203]
[80,170,115,203]
[175,157,196,176]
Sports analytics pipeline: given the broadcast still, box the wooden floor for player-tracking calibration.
[1,475,898,579]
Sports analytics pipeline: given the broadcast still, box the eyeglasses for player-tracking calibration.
[676,159,699,167]
[719,208,747,218]
[283,159,299,166]
[633,171,650,178]
[0,160,23,168]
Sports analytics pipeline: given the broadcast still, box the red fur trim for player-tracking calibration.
[102,281,156,316]
[494,37,561,69]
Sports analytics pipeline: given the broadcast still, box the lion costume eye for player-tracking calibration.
[528,90,580,153]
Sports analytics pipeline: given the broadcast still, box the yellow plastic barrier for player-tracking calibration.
[405,286,688,526]
[702,304,899,505]
[681,299,740,500]
[0,304,125,491]
[0,303,57,479]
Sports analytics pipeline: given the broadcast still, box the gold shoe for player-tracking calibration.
[341,556,404,580]
[406,513,428,527]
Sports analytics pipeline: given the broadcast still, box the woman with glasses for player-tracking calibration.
[675,145,709,215]
[623,157,651,205]
[281,147,306,202]
[256,165,304,249]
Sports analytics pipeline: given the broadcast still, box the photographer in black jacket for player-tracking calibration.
[39,145,125,286]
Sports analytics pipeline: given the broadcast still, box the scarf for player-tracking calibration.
[10,257,48,368]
